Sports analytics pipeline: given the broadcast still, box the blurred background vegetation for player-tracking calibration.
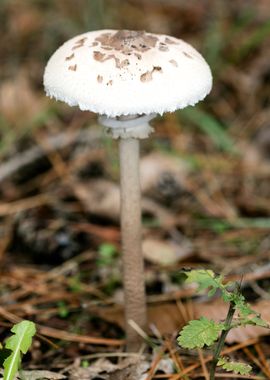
[0,0,270,267]
[1,0,270,154]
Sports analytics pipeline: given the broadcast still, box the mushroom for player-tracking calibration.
[44,29,212,350]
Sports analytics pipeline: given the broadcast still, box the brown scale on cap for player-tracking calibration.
[92,30,161,70]
[116,58,130,68]
[183,51,193,59]
[93,51,130,69]
[95,30,158,54]
[169,59,178,67]
[97,75,103,83]
[134,53,142,60]
[72,45,83,50]
[93,51,106,61]
[74,37,87,48]
[72,37,88,50]
[65,53,75,61]
[140,66,162,83]
[165,37,178,45]
[68,64,77,71]
[77,37,87,44]
[89,41,98,48]
[159,42,169,52]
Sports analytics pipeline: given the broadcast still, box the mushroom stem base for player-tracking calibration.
[119,137,147,351]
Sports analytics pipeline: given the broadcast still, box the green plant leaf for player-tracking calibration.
[4,320,36,380]
[184,269,225,296]
[97,243,117,266]
[230,293,252,316]
[230,293,269,327]
[217,357,252,375]
[250,316,269,328]
[177,317,224,349]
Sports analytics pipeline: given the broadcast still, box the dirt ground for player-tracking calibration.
[0,1,270,379]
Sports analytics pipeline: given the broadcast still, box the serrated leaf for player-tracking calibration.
[208,287,217,297]
[231,293,269,327]
[184,269,225,296]
[217,357,252,375]
[250,316,269,328]
[4,320,36,380]
[234,297,253,317]
[177,317,224,349]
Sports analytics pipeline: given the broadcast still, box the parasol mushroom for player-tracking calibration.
[44,29,212,350]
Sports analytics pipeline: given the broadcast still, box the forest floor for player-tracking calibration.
[0,1,270,379]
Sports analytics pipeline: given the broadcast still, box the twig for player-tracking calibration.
[0,193,49,216]
[165,338,186,377]
[243,347,270,379]
[145,347,165,380]
[198,348,209,380]
[0,129,101,182]
[128,319,157,349]
[209,301,235,380]
[254,343,270,378]
[174,339,258,379]
[0,306,124,347]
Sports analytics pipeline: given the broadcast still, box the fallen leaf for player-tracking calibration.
[156,358,175,374]
[95,299,270,343]
[74,179,120,221]
[0,70,44,125]
[95,303,185,335]
[142,237,193,265]
[68,357,149,380]
[195,299,270,344]
[21,370,66,380]
[75,179,176,228]
[140,152,189,202]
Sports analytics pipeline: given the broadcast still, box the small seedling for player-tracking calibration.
[2,320,36,380]
[81,359,90,368]
[68,274,82,293]
[177,270,269,380]
[97,243,118,267]
[57,300,70,318]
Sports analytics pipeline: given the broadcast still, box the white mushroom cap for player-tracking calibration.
[44,29,212,117]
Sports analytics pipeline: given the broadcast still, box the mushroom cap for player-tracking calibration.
[44,29,212,117]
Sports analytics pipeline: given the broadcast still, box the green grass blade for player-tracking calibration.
[234,19,270,62]
[179,108,236,153]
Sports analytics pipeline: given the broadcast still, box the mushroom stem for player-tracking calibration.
[119,137,146,350]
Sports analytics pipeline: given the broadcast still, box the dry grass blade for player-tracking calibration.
[198,348,209,380]
[145,348,165,380]
[37,324,124,346]
[0,129,101,182]
[243,347,270,379]
[0,307,124,346]
[254,343,270,378]
[165,338,188,378]
[0,194,49,216]
[173,339,259,379]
